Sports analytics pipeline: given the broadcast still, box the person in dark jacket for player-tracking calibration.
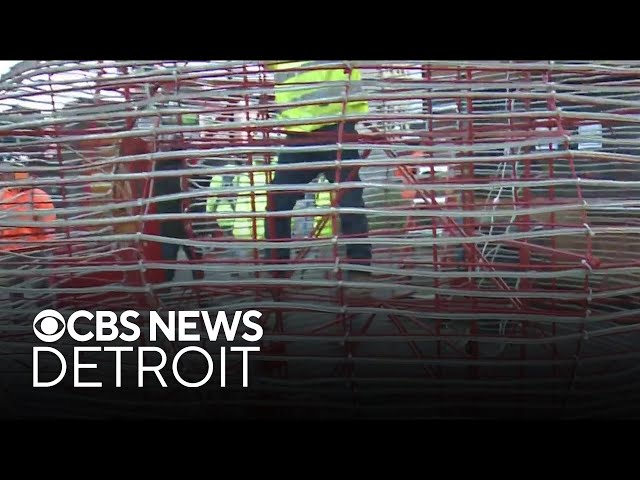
[153,139,204,283]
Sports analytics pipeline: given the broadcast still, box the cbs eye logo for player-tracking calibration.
[33,310,66,342]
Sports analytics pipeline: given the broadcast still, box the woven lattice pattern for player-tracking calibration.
[1,61,639,418]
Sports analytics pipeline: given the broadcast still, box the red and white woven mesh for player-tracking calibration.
[1,60,639,418]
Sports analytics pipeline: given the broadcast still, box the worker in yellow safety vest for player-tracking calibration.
[206,167,239,237]
[263,61,372,280]
[206,161,334,241]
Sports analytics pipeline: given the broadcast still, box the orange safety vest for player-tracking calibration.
[395,152,422,200]
[0,187,56,251]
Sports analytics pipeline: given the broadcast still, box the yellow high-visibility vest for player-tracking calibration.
[314,176,334,238]
[233,171,268,240]
[206,170,266,239]
[206,170,237,231]
[182,113,199,125]
[267,61,368,133]
[206,162,336,239]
